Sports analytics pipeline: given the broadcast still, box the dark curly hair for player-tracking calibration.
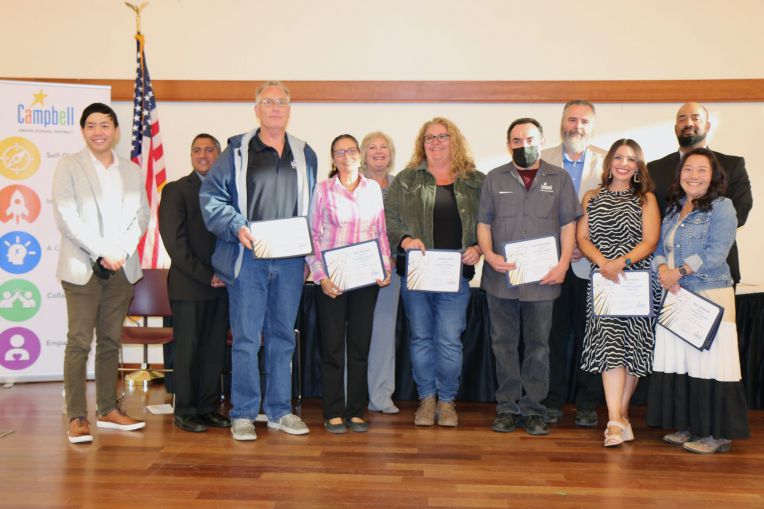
[665,147,727,217]
[599,138,654,205]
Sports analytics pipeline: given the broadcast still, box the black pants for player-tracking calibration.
[171,297,229,416]
[544,268,603,410]
[315,284,379,420]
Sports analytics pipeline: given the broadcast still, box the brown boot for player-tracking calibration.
[414,396,436,426]
[67,417,93,444]
[437,400,458,427]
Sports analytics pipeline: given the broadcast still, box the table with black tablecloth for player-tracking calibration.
[294,284,764,409]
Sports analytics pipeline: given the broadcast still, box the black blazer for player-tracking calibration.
[159,172,227,301]
[647,149,753,283]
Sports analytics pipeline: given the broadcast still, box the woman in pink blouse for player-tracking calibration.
[306,134,392,434]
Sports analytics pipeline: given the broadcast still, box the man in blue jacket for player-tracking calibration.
[200,81,317,441]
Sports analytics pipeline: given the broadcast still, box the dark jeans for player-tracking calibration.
[315,284,379,420]
[544,268,603,411]
[62,271,133,419]
[171,298,229,416]
[487,295,553,417]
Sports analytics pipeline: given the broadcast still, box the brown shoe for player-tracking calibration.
[67,417,93,444]
[437,400,458,427]
[414,396,436,426]
[96,409,145,431]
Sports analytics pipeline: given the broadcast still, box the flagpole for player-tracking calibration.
[124,2,148,34]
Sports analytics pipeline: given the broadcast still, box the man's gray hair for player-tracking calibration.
[255,80,291,103]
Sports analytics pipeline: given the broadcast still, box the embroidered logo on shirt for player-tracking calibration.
[291,160,297,169]
[540,182,554,193]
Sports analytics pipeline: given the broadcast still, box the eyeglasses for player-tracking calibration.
[258,98,290,107]
[333,147,359,157]
[423,134,450,144]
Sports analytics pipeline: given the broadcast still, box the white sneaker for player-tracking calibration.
[231,418,257,441]
[267,413,309,435]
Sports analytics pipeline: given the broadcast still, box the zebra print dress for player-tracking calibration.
[580,188,659,377]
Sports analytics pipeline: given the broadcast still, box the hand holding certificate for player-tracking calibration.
[658,287,723,350]
[405,249,462,293]
[503,236,559,286]
[249,216,313,259]
[591,270,652,317]
[322,240,386,292]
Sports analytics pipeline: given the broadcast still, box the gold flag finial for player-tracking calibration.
[124,2,148,34]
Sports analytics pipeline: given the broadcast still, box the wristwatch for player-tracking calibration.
[624,258,632,268]
[678,266,688,277]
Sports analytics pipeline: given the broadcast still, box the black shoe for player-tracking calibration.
[174,415,208,433]
[198,412,232,428]
[324,419,347,434]
[345,418,369,433]
[545,407,563,424]
[524,415,550,436]
[574,408,598,428]
[491,412,518,433]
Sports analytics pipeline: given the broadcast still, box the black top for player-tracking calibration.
[246,131,298,221]
[433,184,474,280]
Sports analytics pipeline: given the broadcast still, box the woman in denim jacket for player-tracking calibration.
[647,147,749,454]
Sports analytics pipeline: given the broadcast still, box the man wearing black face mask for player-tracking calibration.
[477,118,581,436]
[647,102,752,284]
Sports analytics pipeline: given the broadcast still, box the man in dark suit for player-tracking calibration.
[159,134,230,432]
[648,102,753,284]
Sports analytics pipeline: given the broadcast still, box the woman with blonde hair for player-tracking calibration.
[385,118,484,427]
[361,131,400,414]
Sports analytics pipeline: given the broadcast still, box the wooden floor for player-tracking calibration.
[0,382,762,509]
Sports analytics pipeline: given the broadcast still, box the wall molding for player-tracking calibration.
[4,78,764,103]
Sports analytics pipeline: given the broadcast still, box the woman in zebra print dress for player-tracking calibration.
[577,139,661,447]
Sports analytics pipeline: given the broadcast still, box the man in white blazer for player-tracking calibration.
[540,100,606,427]
[52,103,149,444]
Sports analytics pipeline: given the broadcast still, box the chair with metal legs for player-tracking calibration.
[118,268,173,390]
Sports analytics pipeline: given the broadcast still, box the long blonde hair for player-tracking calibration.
[407,117,476,179]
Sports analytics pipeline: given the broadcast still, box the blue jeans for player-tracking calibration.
[400,276,470,402]
[228,254,304,421]
[487,295,553,417]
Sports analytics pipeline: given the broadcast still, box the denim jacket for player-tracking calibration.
[383,164,484,253]
[652,197,737,291]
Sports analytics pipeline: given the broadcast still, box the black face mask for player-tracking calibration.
[677,132,707,148]
[512,146,540,168]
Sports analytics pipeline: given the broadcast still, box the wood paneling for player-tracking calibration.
[1,382,763,508]
[4,78,764,102]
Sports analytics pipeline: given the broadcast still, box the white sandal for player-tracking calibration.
[604,420,626,447]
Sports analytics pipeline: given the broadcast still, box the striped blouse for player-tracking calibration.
[306,174,392,282]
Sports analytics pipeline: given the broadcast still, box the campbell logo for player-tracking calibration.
[17,89,75,128]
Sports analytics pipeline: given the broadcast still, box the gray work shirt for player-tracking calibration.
[478,160,582,301]
[246,130,298,221]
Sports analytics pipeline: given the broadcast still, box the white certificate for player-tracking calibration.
[657,287,724,351]
[405,249,462,293]
[591,270,653,317]
[249,216,312,259]
[321,240,385,292]
[503,236,559,286]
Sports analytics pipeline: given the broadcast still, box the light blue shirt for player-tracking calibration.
[562,148,585,194]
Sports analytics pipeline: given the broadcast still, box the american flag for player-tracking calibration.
[130,33,167,269]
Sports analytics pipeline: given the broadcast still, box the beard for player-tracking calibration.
[677,129,707,148]
[562,129,589,154]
